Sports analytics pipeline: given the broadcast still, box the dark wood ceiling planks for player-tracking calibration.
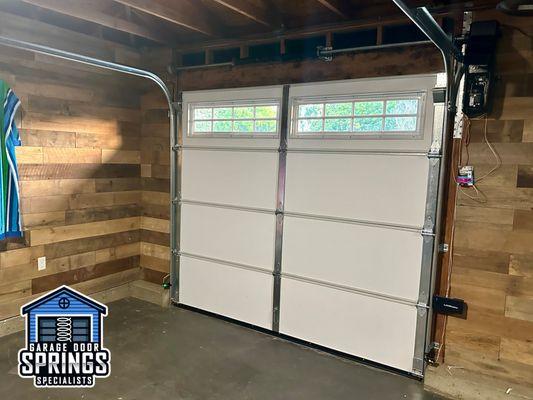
[0,0,501,49]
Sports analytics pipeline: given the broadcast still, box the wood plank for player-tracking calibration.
[95,178,141,192]
[113,0,219,36]
[450,284,506,315]
[505,296,533,323]
[451,267,533,298]
[102,149,141,164]
[140,254,169,273]
[71,268,141,295]
[23,211,66,229]
[65,204,140,225]
[21,179,95,198]
[27,195,70,213]
[453,249,510,275]
[454,223,533,255]
[509,254,533,278]
[21,0,168,43]
[210,0,278,27]
[95,242,140,264]
[0,280,31,303]
[19,163,140,180]
[0,246,44,268]
[19,129,76,147]
[140,229,169,246]
[31,255,140,294]
[315,0,350,18]
[43,230,140,260]
[30,216,140,246]
[142,268,167,285]
[140,216,169,233]
[15,146,43,164]
[517,166,533,188]
[500,337,533,366]
[140,242,169,260]
[43,147,102,164]
[513,210,533,231]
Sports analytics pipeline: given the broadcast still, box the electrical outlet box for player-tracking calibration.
[37,256,46,271]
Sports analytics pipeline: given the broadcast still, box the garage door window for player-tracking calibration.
[188,100,280,137]
[292,93,423,138]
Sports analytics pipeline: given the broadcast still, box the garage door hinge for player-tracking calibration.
[426,149,442,159]
[171,249,179,257]
[421,228,435,237]
[172,144,182,151]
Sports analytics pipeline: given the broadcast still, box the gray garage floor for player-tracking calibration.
[0,297,445,400]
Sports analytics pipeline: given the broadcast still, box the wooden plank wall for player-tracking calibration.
[138,48,173,286]
[139,88,171,285]
[0,11,147,321]
[443,11,533,386]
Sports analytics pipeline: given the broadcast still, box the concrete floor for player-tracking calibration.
[0,297,446,400]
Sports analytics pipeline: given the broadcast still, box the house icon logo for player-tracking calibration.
[18,285,111,388]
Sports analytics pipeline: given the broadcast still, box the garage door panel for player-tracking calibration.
[181,203,276,270]
[283,216,423,301]
[180,257,273,329]
[181,149,278,209]
[285,153,429,227]
[280,278,417,372]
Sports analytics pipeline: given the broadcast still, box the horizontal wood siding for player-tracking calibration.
[443,11,533,388]
[0,11,145,320]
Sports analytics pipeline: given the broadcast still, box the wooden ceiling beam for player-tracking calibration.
[209,0,277,28]
[113,0,220,37]
[315,0,351,19]
[21,0,169,42]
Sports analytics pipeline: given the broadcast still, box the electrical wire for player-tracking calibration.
[457,115,500,204]
[437,113,501,361]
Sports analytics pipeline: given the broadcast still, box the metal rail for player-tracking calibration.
[391,0,465,376]
[317,40,432,60]
[0,35,180,305]
[391,2,463,62]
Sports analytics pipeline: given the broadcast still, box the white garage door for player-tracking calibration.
[178,75,444,376]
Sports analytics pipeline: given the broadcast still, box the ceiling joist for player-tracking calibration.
[21,0,169,43]
[113,0,220,37]
[210,0,278,28]
[315,0,351,19]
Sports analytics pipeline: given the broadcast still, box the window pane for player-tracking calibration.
[324,118,351,132]
[234,106,254,119]
[298,119,323,132]
[325,102,352,117]
[194,121,212,132]
[233,120,254,132]
[213,107,232,119]
[255,105,277,119]
[298,104,323,118]
[386,99,418,115]
[194,108,212,120]
[255,120,277,132]
[353,117,383,132]
[354,101,384,116]
[384,116,417,131]
[213,121,232,132]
